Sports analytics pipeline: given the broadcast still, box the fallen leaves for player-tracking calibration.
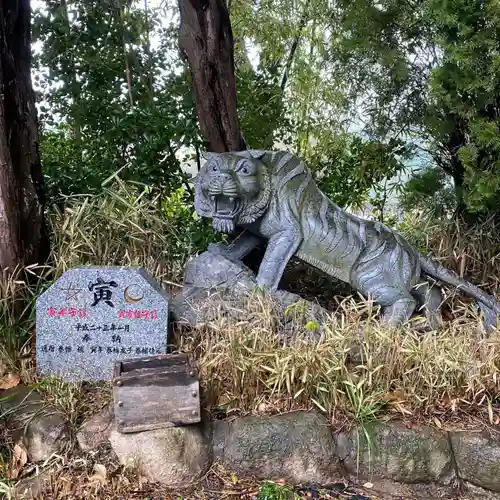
[88,463,107,486]
[6,442,28,479]
[382,389,406,404]
[0,373,20,390]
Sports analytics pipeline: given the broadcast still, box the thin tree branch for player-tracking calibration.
[116,0,134,106]
[280,0,311,91]
[195,143,201,171]
[167,144,194,197]
[143,0,154,102]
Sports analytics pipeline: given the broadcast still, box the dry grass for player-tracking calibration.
[1,182,500,496]
[0,183,499,424]
[5,454,375,500]
[47,180,210,286]
[0,181,216,375]
[399,213,500,294]
[178,291,500,427]
[0,180,213,321]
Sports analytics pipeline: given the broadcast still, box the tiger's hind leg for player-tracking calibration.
[352,272,417,328]
[411,278,443,331]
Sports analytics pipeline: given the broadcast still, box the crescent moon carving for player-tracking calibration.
[123,285,144,303]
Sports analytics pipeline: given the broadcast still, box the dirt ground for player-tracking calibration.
[10,444,493,500]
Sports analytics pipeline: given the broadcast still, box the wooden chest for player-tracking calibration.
[112,353,201,433]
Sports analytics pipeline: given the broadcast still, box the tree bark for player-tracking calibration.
[0,0,49,280]
[178,0,246,152]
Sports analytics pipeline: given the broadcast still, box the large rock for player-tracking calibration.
[184,244,258,292]
[337,421,453,484]
[77,404,114,451]
[109,423,211,487]
[213,411,341,484]
[171,250,330,339]
[24,412,68,462]
[0,385,68,462]
[450,431,500,492]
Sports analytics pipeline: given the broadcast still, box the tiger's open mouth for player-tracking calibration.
[210,194,240,217]
[210,194,242,233]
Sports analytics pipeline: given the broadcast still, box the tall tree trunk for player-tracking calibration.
[0,0,49,282]
[178,0,246,152]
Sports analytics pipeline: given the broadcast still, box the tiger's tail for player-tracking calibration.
[419,254,500,332]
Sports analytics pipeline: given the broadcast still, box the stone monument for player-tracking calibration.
[36,266,170,382]
[192,149,500,332]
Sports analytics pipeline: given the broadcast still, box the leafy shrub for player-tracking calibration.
[310,134,411,209]
[399,165,457,218]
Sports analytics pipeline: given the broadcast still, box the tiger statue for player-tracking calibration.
[193,149,500,332]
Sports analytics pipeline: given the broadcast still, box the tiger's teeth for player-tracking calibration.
[229,197,234,203]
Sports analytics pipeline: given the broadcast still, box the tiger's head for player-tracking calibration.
[194,150,272,234]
